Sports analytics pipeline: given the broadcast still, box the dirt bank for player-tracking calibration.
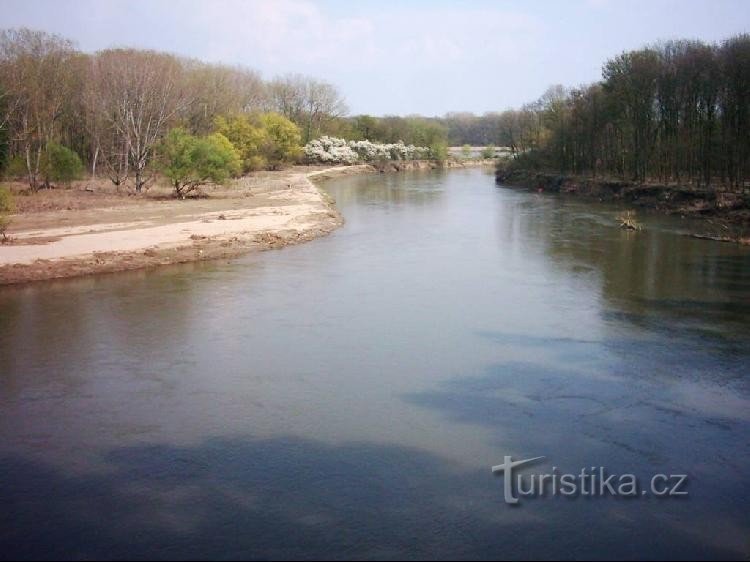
[495,168,750,243]
[0,166,359,286]
[0,161,492,286]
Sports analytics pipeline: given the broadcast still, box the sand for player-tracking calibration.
[0,166,371,285]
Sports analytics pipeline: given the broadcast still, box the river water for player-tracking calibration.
[1,168,749,560]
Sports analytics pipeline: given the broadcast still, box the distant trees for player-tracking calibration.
[342,115,449,148]
[269,74,348,143]
[503,35,750,189]
[0,28,349,193]
[1,26,746,193]
[0,29,77,190]
[332,35,749,190]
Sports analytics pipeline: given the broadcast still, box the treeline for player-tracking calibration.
[501,35,750,188]
[325,114,494,148]
[337,34,750,191]
[0,28,347,191]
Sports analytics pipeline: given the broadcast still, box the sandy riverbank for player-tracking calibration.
[0,166,364,285]
[0,160,493,285]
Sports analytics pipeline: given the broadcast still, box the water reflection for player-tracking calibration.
[0,169,748,559]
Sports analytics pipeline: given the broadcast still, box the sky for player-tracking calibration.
[3,0,749,116]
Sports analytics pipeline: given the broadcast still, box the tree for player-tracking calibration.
[40,142,83,187]
[0,185,13,241]
[269,74,348,143]
[184,62,266,134]
[0,28,77,190]
[89,49,191,192]
[0,86,9,173]
[214,114,269,172]
[259,112,301,169]
[481,144,496,159]
[161,128,240,198]
[353,115,378,140]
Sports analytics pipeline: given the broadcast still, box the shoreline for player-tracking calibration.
[495,168,750,244]
[0,160,492,286]
[0,166,351,286]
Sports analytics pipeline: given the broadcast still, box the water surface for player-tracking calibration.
[1,169,749,559]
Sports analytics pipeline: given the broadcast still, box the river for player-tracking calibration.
[1,168,749,559]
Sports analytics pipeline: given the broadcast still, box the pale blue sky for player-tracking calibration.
[3,0,749,115]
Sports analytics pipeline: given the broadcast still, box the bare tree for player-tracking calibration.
[89,49,191,192]
[0,28,76,189]
[184,62,267,134]
[269,74,348,143]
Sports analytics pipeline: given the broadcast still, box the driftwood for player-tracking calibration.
[618,210,642,231]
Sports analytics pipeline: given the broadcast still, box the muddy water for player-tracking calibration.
[1,168,749,559]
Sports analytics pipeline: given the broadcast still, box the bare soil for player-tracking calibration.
[0,166,371,285]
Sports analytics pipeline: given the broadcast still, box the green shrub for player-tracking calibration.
[481,144,497,159]
[161,128,241,198]
[5,155,28,180]
[0,186,14,241]
[214,112,302,172]
[41,143,84,186]
[214,114,267,173]
[429,142,449,163]
[259,112,302,169]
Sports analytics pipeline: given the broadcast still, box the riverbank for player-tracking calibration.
[495,168,750,243]
[0,166,353,286]
[0,160,492,285]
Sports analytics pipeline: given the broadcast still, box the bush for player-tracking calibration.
[303,136,430,164]
[429,142,449,163]
[5,155,28,180]
[214,112,302,173]
[41,143,84,187]
[259,112,302,169]
[161,129,241,198]
[0,186,14,241]
[214,114,268,173]
[481,144,497,159]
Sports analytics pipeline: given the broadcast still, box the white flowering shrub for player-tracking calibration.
[304,136,430,164]
[303,136,359,164]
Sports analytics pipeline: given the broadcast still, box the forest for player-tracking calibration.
[342,35,750,190]
[1,28,749,194]
[496,35,750,188]
[0,28,349,192]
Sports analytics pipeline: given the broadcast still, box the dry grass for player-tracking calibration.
[3,166,334,215]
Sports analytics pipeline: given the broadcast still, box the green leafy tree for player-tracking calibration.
[259,112,301,169]
[161,128,241,198]
[461,144,472,159]
[353,114,378,140]
[214,114,268,172]
[0,185,14,241]
[40,143,83,187]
